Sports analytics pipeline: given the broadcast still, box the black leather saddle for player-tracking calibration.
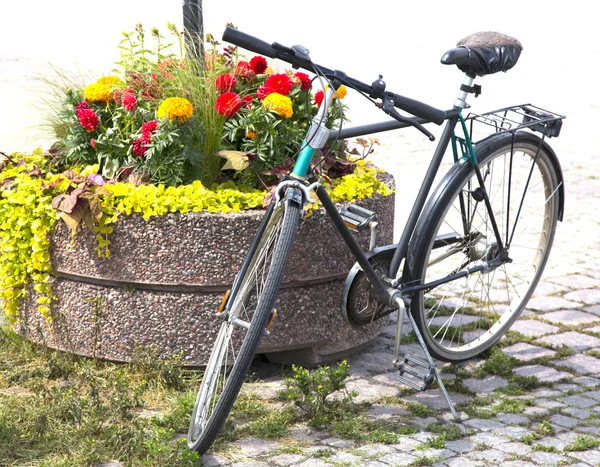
[441,32,523,77]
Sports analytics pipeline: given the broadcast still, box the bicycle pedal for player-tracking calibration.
[397,354,435,391]
[339,204,376,232]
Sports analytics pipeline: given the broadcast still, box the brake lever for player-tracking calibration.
[381,94,436,141]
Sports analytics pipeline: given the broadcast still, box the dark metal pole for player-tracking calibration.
[182,0,204,63]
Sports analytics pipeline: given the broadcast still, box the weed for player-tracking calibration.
[532,444,557,452]
[563,435,600,452]
[406,401,438,418]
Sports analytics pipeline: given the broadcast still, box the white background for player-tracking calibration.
[0,0,597,157]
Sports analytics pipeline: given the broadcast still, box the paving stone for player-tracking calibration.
[526,451,570,466]
[320,438,356,449]
[536,398,566,409]
[232,462,269,467]
[272,454,305,466]
[502,342,557,361]
[569,450,600,466]
[495,413,529,425]
[347,352,397,376]
[402,390,471,411]
[445,439,476,453]
[564,289,600,305]
[554,354,600,375]
[292,459,332,467]
[542,309,600,325]
[573,376,600,387]
[414,448,455,461]
[548,275,598,289]
[510,319,560,337]
[362,462,388,467]
[232,439,279,456]
[366,404,410,419]
[495,441,532,456]
[550,413,582,428]
[523,406,549,416]
[536,331,600,351]
[563,407,592,419]
[377,452,416,466]
[353,444,396,457]
[201,454,232,466]
[288,427,328,442]
[445,458,485,467]
[554,383,580,391]
[527,297,582,312]
[463,418,505,432]
[344,379,400,402]
[585,390,600,401]
[514,364,573,382]
[531,388,564,398]
[586,305,600,316]
[327,452,361,464]
[587,325,600,333]
[500,462,536,467]
[467,448,510,463]
[492,425,534,439]
[392,436,422,452]
[536,432,580,451]
[560,394,598,408]
[462,375,509,394]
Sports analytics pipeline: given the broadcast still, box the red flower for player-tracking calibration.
[132,134,151,158]
[215,73,237,94]
[264,74,294,96]
[256,85,274,101]
[141,120,159,135]
[314,90,324,107]
[234,61,255,80]
[90,138,96,149]
[250,56,268,74]
[215,92,242,118]
[122,92,137,111]
[295,72,311,91]
[77,108,99,132]
[241,95,254,107]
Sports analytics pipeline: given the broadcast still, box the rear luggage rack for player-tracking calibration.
[466,104,565,139]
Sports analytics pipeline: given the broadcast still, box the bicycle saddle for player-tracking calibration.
[441,31,523,77]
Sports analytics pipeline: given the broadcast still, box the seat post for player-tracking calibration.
[455,73,475,108]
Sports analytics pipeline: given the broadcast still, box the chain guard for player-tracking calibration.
[341,244,397,328]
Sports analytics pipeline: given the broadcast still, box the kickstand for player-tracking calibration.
[393,297,460,420]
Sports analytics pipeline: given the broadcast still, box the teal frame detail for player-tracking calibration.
[457,110,478,167]
[291,142,315,177]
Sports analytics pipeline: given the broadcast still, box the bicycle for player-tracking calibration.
[187,27,565,454]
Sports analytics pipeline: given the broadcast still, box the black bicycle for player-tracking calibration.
[188,28,565,454]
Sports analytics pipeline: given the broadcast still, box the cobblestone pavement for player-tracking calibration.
[195,117,600,466]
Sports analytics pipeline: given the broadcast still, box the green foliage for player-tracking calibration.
[279,360,357,426]
[0,327,201,466]
[564,434,600,452]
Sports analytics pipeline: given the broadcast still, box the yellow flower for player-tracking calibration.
[84,83,113,103]
[265,66,274,75]
[157,97,194,123]
[97,76,123,86]
[263,93,293,119]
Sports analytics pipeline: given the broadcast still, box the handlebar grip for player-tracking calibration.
[394,94,446,125]
[222,26,278,59]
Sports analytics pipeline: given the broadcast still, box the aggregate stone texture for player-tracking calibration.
[501,342,557,361]
[536,331,600,351]
[17,186,395,366]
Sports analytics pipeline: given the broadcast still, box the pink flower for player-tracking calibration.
[234,61,255,80]
[141,120,159,135]
[90,138,96,148]
[78,108,99,132]
[122,92,137,111]
[132,134,151,157]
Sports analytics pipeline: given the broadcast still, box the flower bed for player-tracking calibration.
[15,175,395,366]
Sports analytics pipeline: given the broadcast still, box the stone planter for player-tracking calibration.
[16,175,395,366]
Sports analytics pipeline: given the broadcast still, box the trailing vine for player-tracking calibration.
[0,153,392,321]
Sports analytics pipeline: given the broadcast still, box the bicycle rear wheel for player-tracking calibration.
[187,194,301,454]
[407,132,561,362]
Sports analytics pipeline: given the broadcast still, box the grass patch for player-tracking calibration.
[330,414,419,444]
[563,435,600,452]
[406,401,438,418]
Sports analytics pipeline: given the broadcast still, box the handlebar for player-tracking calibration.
[222,26,447,126]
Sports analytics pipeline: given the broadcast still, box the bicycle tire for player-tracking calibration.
[187,194,302,454]
[407,132,561,362]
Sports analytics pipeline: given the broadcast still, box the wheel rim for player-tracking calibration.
[419,144,559,358]
[188,205,284,445]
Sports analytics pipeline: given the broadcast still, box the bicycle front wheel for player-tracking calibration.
[408,132,561,362]
[187,194,301,454]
